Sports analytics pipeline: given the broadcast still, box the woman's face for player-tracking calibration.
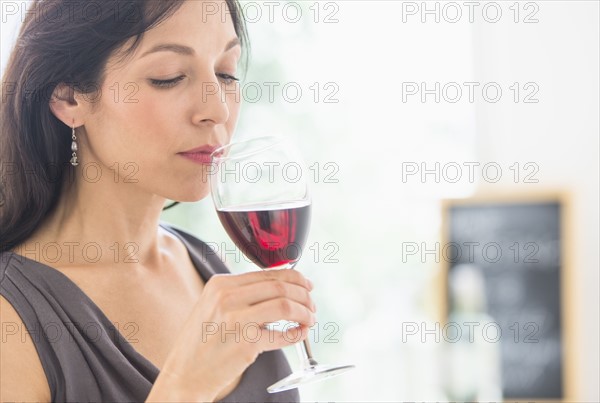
[79,0,241,202]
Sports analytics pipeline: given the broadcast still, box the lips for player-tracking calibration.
[178,144,223,165]
[179,145,221,155]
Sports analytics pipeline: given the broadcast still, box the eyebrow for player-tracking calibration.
[140,38,241,58]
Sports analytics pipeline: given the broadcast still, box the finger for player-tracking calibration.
[225,281,316,312]
[221,269,313,290]
[241,298,316,328]
[256,325,311,352]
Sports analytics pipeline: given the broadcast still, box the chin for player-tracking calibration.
[172,187,211,203]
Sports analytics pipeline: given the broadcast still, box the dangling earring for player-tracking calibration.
[70,122,79,166]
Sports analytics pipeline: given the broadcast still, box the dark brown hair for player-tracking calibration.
[0,0,248,252]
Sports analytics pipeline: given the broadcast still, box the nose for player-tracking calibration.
[192,77,230,126]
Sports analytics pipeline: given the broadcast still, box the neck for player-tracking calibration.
[19,169,170,269]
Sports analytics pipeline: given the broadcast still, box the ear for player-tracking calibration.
[49,83,88,127]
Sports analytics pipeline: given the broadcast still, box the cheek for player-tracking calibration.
[225,91,242,137]
[108,89,175,145]
[85,89,177,178]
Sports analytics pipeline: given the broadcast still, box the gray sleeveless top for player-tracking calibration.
[0,222,299,402]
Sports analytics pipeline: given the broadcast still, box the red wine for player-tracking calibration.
[217,203,311,268]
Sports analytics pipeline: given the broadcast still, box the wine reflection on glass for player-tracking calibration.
[210,136,354,393]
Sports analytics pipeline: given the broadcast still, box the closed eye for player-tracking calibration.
[217,73,240,85]
[149,75,186,88]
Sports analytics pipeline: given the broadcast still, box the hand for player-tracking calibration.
[151,269,316,401]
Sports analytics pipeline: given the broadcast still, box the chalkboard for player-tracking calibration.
[443,197,570,400]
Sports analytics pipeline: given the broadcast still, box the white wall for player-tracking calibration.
[472,1,599,400]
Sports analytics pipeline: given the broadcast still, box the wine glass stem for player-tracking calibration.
[296,338,319,370]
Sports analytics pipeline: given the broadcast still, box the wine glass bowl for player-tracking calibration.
[211,137,311,270]
[210,136,355,393]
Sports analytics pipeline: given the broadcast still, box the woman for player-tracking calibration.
[0,1,315,401]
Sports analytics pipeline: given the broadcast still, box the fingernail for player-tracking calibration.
[307,278,314,290]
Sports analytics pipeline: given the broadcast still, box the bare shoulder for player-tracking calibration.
[0,295,51,402]
[159,224,190,254]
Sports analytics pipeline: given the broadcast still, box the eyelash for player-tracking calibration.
[149,74,240,88]
[149,76,186,88]
[217,73,240,85]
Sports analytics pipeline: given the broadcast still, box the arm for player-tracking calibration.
[0,295,52,402]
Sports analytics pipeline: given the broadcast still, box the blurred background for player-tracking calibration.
[2,1,598,401]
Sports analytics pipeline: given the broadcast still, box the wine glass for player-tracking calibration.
[209,136,354,393]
